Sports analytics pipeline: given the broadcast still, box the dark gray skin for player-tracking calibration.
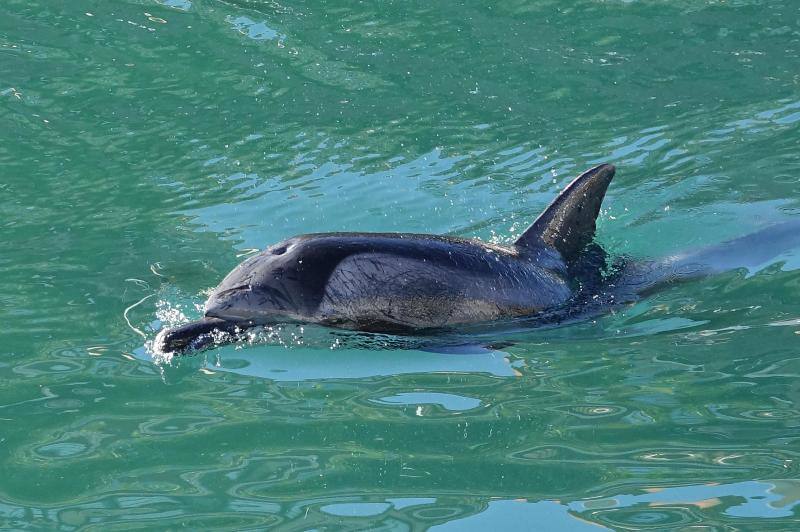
[155,163,800,353]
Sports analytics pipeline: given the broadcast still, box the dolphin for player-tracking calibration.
[155,163,800,353]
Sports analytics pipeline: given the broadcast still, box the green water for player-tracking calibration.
[3,0,800,528]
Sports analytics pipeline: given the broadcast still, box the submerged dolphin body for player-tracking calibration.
[155,164,799,353]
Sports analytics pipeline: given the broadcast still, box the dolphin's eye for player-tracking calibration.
[272,246,287,255]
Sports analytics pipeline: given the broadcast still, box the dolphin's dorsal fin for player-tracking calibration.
[515,163,615,263]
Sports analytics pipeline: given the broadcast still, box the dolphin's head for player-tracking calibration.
[203,237,322,324]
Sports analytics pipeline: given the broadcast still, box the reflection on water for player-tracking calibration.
[438,480,800,530]
[374,392,482,412]
[134,342,517,381]
[1,478,797,529]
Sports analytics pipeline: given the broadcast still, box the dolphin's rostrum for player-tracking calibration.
[155,163,799,353]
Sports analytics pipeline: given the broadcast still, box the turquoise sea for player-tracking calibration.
[3,0,800,529]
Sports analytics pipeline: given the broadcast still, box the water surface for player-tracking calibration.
[2,0,800,528]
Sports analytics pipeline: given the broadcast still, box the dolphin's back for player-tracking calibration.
[312,239,572,330]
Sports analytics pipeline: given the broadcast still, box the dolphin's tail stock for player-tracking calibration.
[611,220,800,299]
[674,220,800,275]
[155,317,240,354]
